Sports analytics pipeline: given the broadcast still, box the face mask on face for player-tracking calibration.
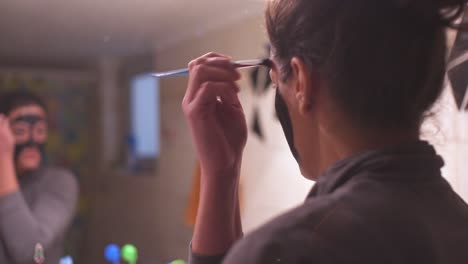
[275,87,301,162]
[12,115,46,166]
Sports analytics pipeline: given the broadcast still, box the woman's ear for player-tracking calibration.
[290,57,315,115]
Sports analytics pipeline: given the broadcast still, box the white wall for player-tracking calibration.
[422,86,468,201]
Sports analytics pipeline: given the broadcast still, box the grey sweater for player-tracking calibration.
[190,141,468,264]
[0,167,78,264]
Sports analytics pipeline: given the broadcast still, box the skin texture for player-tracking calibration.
[0,114,17,196]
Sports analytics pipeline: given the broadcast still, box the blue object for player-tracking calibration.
[105,244,120,264]
[130,74,160,159]
[126,134,138,171]
[59,256,73,264]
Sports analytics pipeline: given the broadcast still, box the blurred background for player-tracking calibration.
[0,1,466,263]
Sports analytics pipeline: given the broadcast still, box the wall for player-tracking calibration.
[81,57,191,263]
[82,52,199,263]
[422,87,468,201]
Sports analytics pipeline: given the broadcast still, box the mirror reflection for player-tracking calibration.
[0,1,467,263]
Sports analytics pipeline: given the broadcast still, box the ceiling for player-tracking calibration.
[0,0,265,66]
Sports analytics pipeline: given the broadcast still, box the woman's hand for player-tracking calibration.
[183,52,246,255]
[183,52,247,181]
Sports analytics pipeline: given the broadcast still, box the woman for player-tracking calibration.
[183,0,468,263]
[0,91,78,264]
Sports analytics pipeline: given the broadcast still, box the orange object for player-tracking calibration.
[185,161,243,227]
[185,161,201,227]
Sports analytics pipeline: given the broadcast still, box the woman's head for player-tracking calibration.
[266,0,466,178]
[0,91,48,173]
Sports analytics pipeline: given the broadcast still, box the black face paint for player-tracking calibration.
[275,87,301,162]
[11,115,46,165]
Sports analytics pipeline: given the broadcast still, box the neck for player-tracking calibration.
[310,92,421,179]
[324,126,419,165]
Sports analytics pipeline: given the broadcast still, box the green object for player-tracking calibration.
[171,260,186,264]
[121,244,138,264]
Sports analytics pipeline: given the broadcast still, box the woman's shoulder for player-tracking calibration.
[224,197,349,263]
[251,195,343,237]
[225,188,401,264]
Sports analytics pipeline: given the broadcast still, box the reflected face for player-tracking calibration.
[8,105,48,173]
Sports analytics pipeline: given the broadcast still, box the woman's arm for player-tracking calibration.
[192,168,243,255]
[183,53,247,263]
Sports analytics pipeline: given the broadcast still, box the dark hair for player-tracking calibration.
[266,0,467,130]
[0,90,48,115]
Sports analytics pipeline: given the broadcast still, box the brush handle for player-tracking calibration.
[152,59,267,78]
[153,68,189,78]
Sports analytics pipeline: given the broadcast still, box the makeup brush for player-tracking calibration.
[152,58,272,78]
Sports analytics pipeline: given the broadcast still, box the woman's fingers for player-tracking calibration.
[185,81,239,118]
[184,53,241,108]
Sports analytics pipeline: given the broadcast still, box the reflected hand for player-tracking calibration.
[0,115,15,159]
